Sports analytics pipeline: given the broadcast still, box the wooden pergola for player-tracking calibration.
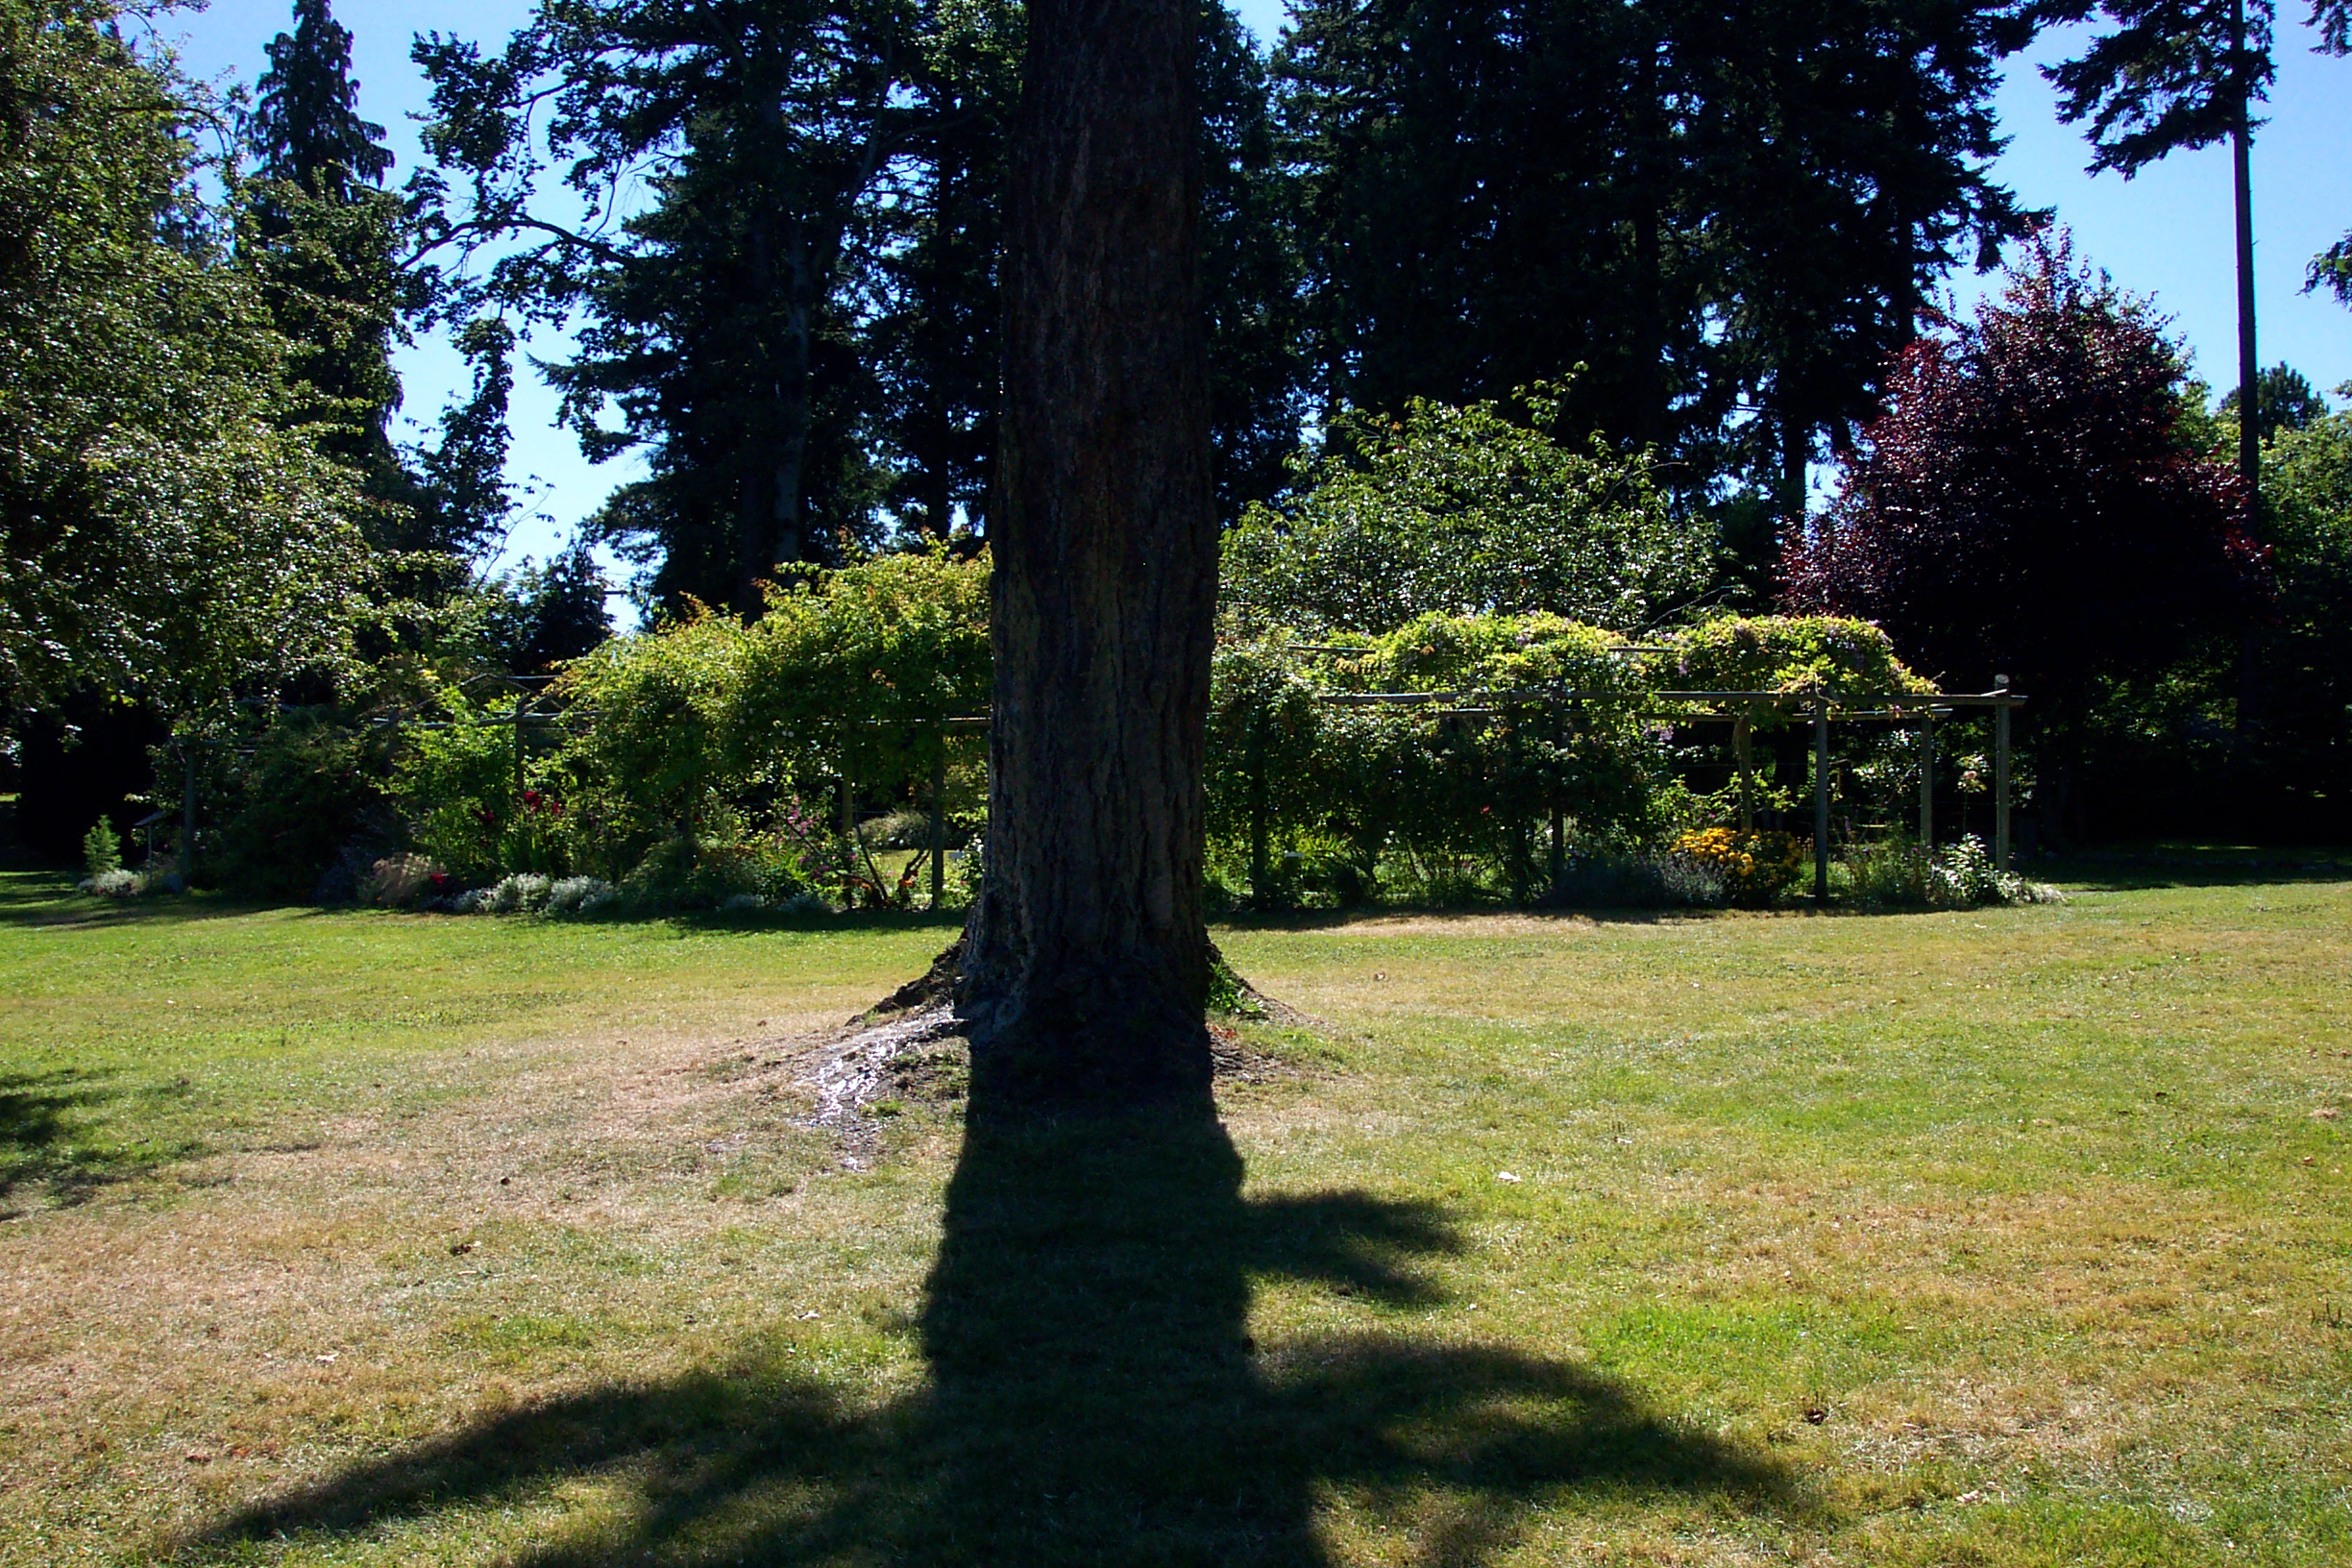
[1302,679,2027,903]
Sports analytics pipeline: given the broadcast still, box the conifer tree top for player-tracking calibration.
[253,0,392,196]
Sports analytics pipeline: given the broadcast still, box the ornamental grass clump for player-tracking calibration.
[360,854,441,909]
[545,876,618,915]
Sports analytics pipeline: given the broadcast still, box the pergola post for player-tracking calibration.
[1918,714,1934,848]
[1994,675,2012,871]
[1734,708,1754,833]
[930,733,947,909]
[1812,698,1829,905]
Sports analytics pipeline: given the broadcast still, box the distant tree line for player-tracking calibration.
[7,0,2352,866]
[404,0,2052,610]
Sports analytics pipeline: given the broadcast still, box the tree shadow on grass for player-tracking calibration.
[0,872,288,931]
[0,1068,184,1212]
[2033,848,2352,893]
[1213,904,1724,934]
[196,1106,1804,1565]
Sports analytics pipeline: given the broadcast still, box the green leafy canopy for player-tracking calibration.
[1219,384,1715,637]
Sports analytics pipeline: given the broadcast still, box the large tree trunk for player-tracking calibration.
[955,0,1217,1110]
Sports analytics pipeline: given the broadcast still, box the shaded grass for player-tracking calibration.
[0,870,2348,1564]
[199,1115,1799,1566]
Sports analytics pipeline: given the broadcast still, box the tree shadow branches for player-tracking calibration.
[193,1110,1802,1565]
[0,1067,190,1211]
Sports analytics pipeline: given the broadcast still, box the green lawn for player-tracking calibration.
[1,867,2347,1565]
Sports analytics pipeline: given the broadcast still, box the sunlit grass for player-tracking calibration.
[1,868,2347,1565]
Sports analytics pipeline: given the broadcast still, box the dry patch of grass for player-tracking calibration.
[1,871,2348,1565]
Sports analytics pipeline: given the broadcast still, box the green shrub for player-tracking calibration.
[208,712,391,899]
[1199,613,1943,910]
[1927,835,2065,908]
[1842,836,1932,907]
[82,818,121,876]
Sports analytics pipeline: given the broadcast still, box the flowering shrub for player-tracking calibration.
[1928,835,2063,908]
[1670,828,1807,908]
[1839,833,2062,908]
[1666,616,1932,705]
[360,854,440,908]
[78,868,142,897]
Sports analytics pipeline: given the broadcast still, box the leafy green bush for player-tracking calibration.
[1666,615,1934,703]
[189,530,1950,919]
[388,693,540,884]
[1927,835,2064,908]
[1210,616,1662,907]
[535,548,989,910]
[208,712,392,899]
[1201,613,1940,909]
[1836,832,2061,909]
[1841,836,1932,907]
[1220,386,1713,634]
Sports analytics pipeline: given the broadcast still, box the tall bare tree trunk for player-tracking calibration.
[955,0,1217,1109]
[2231,0,2258,503]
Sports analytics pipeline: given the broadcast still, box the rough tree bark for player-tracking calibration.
[953,0,1218,1108]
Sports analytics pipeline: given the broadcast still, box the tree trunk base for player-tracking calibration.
[860,940,1304,1117]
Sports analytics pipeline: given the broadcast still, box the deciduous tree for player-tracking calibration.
[1782,235,2263,833]
[0,0,373,721]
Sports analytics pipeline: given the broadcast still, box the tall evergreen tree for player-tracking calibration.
[1700,0,2032,524]
[958,0,1219,1106]
[863,8,1020,544]
[251,0,393,194]
[2303,0,2352,304]
[246,0,421,529]
[2033,0,2276,506]
[1198,1,1309,521]
[2217,360,2329,444]
[1277,0,2030,514]
[414,0,1019,618]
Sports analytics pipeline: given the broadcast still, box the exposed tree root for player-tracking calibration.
[796,937,1317,1147]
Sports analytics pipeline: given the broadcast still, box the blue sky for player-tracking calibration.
[166,0,2352,579]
